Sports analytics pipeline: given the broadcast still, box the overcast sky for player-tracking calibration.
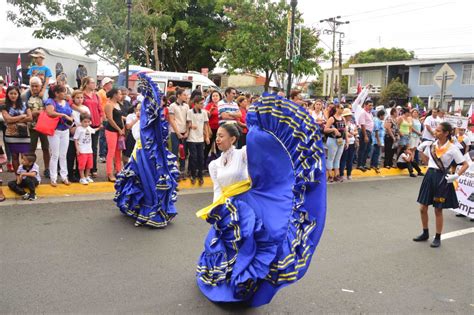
[1,0,473,75]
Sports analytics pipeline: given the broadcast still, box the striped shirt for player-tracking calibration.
[218,99,239,125]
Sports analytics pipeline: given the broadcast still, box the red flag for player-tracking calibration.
[356,78,362,95]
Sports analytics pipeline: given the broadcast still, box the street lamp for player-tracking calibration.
[125,0,132,89]
[286,0,297,99]
[161,32,167,71]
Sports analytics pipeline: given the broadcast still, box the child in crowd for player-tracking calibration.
[74,113,99,185]
[123,103,141,163]
[397,145,424,178]
[186,96,210,185]
[67,90,91,182]
[8,153,41,201]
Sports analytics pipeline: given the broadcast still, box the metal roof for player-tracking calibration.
[0,46,96,63]
[348,54,474,68]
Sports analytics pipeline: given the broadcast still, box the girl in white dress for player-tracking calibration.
[208,123,248,202]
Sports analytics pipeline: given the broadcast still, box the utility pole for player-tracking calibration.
[286,0,298,98]
[320,16,349,100]
[125,0,132,89]
[337,34,344,100]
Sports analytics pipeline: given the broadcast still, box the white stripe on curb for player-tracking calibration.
[441,228,474,240]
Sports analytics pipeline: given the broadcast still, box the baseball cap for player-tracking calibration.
[102,77,114,86]
[30,49,46,59]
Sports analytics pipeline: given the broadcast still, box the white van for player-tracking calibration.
[117,66,220,94]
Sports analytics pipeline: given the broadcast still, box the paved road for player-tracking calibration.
[1,178,472,313]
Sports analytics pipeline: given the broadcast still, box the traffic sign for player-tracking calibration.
[434,63,456,88]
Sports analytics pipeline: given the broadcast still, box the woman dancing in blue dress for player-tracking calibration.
[114,73,179,228]
[196,93,327,306]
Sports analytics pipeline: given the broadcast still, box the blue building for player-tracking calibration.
[346,55,474,110]
[407,56,474,110]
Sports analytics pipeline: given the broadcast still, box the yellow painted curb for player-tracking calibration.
[350,166,428,178]
[2,167,425,199]
[2,177,214,199]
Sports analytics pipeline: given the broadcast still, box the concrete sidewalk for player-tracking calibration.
[1,166,428,200]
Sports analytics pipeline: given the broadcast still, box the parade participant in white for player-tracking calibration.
[415,122,469,248]
[208,123,248,202]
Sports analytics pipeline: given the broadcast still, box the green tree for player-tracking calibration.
[309,80,323,97]
[410,96,425,108]
[6,0,226,72]
[380,78,409,105]
[220,0,324,91]
[345,47,414,65]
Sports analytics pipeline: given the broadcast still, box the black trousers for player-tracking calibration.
[67,140,78,180]
[384,135,395,167]
[397,161,422,174]
[204,128,219,168]
[8,177,39,197]
[187,142,204,179]
[91,131,99,173]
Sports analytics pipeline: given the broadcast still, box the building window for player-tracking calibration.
[462,64,474,85]
[419,67,434,86]
[357,70,382,87]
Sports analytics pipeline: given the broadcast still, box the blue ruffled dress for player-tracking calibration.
[196,93,327,306]
[114,73,179,227]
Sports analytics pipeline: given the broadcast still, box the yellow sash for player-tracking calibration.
[196,179,251,220]
[435,141,451,158]
[131,138,142,160]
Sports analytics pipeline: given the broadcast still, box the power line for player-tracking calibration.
[351,2,454,22]
[341,3,413,18]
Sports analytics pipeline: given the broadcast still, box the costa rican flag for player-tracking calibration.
[16,54,22,85]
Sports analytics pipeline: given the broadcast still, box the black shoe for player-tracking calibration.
[198,178,204,186]
[357,167,367,172]
[190,177,196,185]
[418,172,425,176]
[44,169,50,179]
[409,173,417,178]
[430,238,441,248]
[413,233,429,242]
[456,213,466,217]
[70,176,80,183]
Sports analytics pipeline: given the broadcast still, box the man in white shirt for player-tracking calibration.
[169,88,190,176]
[421,108,439,141]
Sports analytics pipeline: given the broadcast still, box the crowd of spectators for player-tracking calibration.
[0,49,471,202]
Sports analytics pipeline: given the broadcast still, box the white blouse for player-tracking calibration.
[420,140,466,169]
[209,146,248,202]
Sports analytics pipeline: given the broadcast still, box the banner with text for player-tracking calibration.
[451,163,474,218]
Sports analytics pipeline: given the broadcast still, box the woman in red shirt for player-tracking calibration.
[81,76,104,177]
[204,91,222,164]
[236,96,248,148]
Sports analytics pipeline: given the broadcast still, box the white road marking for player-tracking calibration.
[441,228,474,240]
[341,289,354,293]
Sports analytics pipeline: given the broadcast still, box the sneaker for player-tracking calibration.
[80,178,89,185]
[50,180,58,187]
[28,195,37,201]
[21,193,30,200]
[86,177,94,183]
[62,179,71,186]
[44,169,50,179]
[346,176,352,180]
[99,157,106,163]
